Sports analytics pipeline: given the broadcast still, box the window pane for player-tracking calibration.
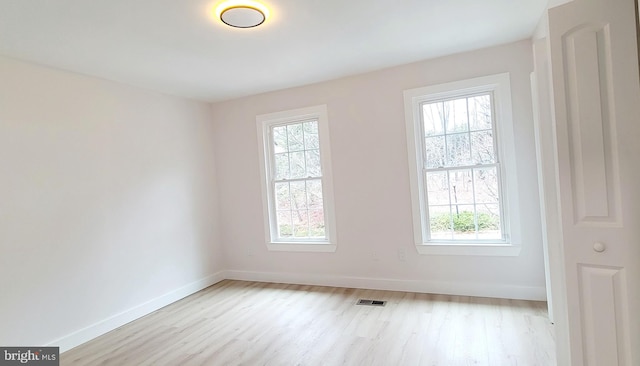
[425,136,445,168]
[275,182,290,209]
[290,181,307,209]
[477,203,501,239]
[292,210,309,237]
[408,83,508,245]
[303,121,319,149]
[474,168,499,203]
[305,149,321,177]
[309,209,325,237]
[287,123,304,151]
[307,179,323,209]
[444,99,468,133]
[273,126,288,153]
[429,205,453,240]
[277,211,292,238]
[446,133,471,166]
[470,130,495,164]
[423,102,444,136]
[262,106,333,244]
[449,170,474,205]
[469,95,492,131]
[274,153,290,180]
[426,171,449,205]
[451,205,477,240]
[289,151,306,179]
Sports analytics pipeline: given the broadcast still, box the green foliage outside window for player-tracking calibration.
[431,211,499,233]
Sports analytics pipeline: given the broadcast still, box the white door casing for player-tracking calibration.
[547,0,640,364]
[532,30,574,366]
[531,35,563,330]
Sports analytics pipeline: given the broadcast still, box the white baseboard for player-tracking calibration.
[224,270,547,301]
[51,271,225,353]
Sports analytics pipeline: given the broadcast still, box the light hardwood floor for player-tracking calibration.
[61,280,556,366]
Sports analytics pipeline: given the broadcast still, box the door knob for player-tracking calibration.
[593,242,606,253]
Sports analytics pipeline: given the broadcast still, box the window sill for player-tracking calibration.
[267,242,337,253]
[416,243,521,256]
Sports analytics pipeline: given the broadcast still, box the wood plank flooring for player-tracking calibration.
[61,280,556,366]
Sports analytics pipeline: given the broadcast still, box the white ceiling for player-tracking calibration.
[0,0,551,102]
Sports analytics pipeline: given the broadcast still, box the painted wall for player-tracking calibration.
[0,57,224,349]
[211,40,547,300]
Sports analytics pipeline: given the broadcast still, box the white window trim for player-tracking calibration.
[256,105,337,253]
[404,73,522,256]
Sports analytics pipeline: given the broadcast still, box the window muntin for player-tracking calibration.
[404,73,520,255]
[421,93,505,242]
[271,120,326,240]
[257,105,336,251]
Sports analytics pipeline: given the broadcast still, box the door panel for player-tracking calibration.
[578,264,629,365]
[548,0,640,364]
[563,23,622,225]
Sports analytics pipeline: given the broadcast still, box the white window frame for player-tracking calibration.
[256,105,337,253]
[404,73,522,256]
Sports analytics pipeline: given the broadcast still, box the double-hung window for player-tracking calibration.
[404,73,521,256]
[256,105,337,252]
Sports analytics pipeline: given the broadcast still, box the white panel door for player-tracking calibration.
[547,0,640,364]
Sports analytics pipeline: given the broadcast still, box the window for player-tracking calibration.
[404,73,521,256]
[256,105,337,252]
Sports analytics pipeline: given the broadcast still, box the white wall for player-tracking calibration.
[212,40,547,300]
[0,57,224,350]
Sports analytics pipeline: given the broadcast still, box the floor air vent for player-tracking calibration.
[356,299,386,306]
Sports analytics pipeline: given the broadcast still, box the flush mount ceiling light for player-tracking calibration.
[216,0,270,28]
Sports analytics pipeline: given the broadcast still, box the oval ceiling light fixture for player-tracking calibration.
[215,0,270,28]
